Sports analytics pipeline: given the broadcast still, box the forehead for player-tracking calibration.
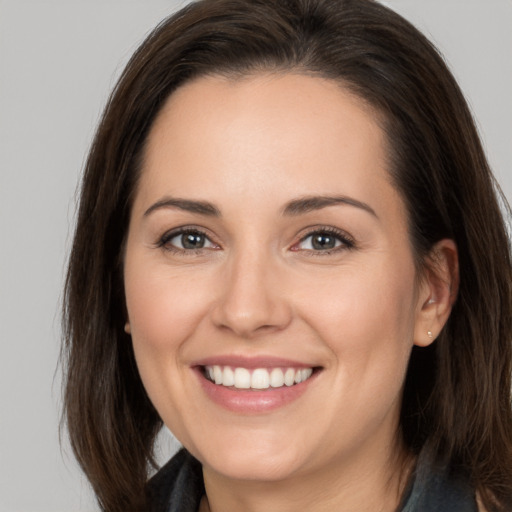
[147,72,385,165]
[137,72,402,222]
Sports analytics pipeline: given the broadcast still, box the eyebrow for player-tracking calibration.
[144,197,221,217]
[282,195,378,218]
[143,194,377,219]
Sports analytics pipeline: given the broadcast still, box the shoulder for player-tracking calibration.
[399,452,478,512]
[147,449,204,512]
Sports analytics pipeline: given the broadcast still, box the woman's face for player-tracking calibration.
[124,73,433,482]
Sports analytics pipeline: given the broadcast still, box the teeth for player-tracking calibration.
[213,365,223,385]
[233,368,251,389]
[295,368,313,384]
[251,368,270,389]
[302,368,313,381]
[270,368,284,388]
[284,368,296,386]
[205,365,314,389]
[223,366,235,387]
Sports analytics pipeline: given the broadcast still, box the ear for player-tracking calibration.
[413,239,459,347]
[124,321,131,335]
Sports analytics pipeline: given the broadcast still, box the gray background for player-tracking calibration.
[0,1,510,510]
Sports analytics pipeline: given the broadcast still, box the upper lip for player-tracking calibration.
[192,355,319,369]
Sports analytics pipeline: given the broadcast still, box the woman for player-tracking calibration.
[62,0,512,511]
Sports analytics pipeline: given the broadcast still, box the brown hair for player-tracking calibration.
[62,0,512,510]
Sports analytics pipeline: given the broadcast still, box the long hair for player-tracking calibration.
[62,0,512,510]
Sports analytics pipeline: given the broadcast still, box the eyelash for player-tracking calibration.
[156,226,355,256]
[292,226,356,255]
[157,227,218,255]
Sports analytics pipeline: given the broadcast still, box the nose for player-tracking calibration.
[211,249,292,338]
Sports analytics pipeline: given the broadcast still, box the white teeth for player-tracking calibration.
[301,368,313,381]
[213,365,223,385]
[270,368,285,388]
[293,368,313,384]
[251,368,270,389]
[205,365,314,389]
[234,367,251,389]
[284,368,296,386]
[222,366,235,387]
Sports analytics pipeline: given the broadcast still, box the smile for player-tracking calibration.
[194,357,322,413]
[204,365,314,390]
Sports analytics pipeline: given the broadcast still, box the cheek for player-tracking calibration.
[298,258,417,380]
[306,262,418,441]
[123,255,216,406]
[123,259,218,438]
[125,262,211,350]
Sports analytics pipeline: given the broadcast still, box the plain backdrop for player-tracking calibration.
[0,1,510,511]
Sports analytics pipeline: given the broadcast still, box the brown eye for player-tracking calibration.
[160,229,218,252]
[310,233,338,250]
[294,228,354,253]
[180,232,207,249]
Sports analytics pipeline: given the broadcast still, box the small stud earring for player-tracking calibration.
[427,331,433,339]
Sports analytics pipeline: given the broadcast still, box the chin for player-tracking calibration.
[208,451,304,482]
[186,429,309,481]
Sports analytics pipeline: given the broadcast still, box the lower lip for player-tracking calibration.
[194,368,319,414]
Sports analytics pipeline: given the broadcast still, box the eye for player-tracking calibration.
[301,232,340,251]
[159,228,218,252]
[292,228,354,253]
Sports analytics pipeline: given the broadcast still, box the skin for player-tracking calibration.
[124,73,457,512]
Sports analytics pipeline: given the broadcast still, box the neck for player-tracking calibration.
[201,438,414,512]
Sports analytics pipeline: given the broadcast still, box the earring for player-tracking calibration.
[427,331,433,339]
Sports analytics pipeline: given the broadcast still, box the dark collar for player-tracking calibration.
[148,449,204,512]
[398,450,477,512]
[148,448,477,512]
